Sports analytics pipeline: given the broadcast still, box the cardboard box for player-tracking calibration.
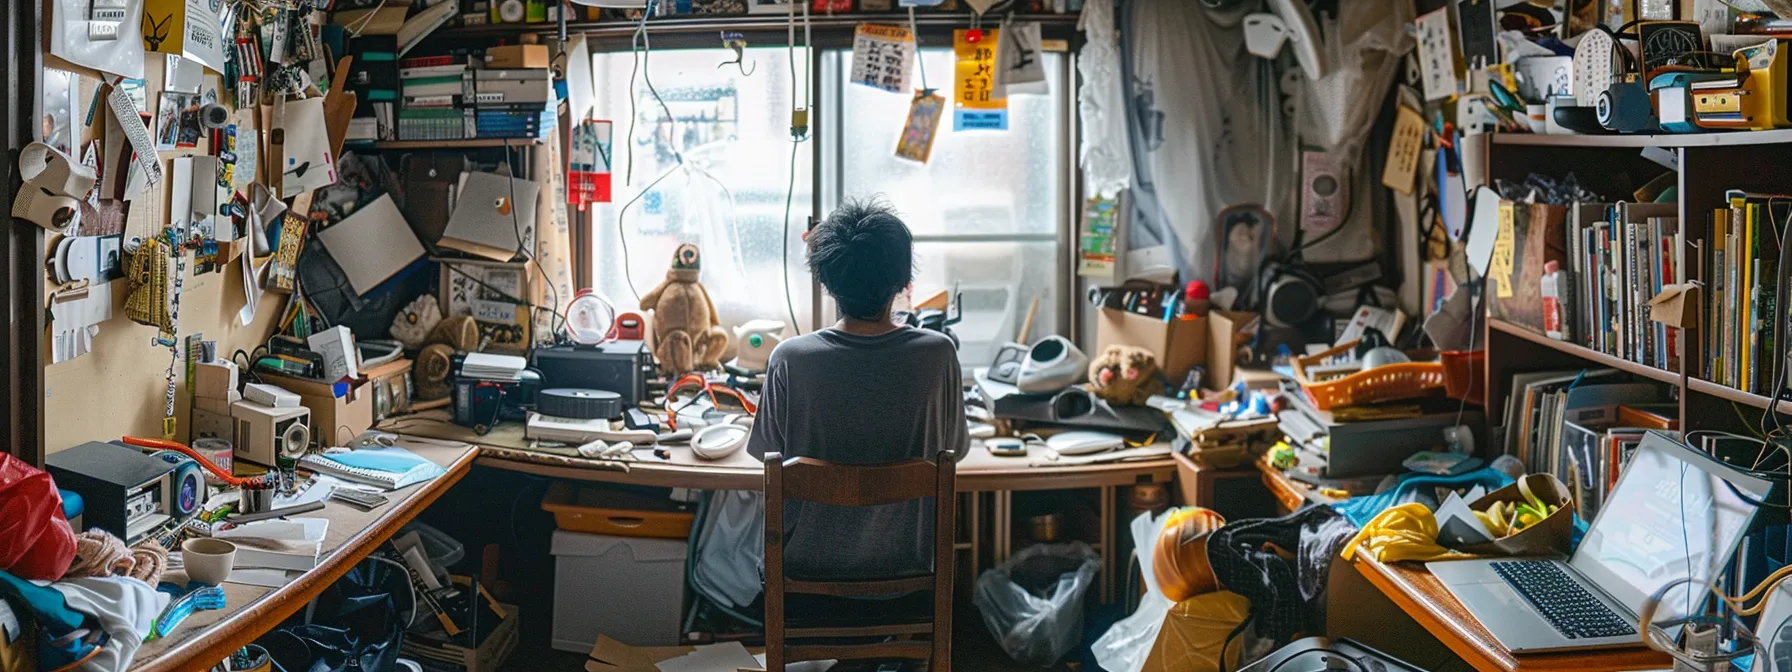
[402,603,518,672]
[585,637,766,672]
[1094,307,1208,383]
[485,45,549,69]
[194,391,241,416]
[255,374,373,448]
[1202,309,1253,391]
[193,361,239,400]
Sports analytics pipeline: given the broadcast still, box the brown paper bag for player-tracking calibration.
[1456,473,1575,557]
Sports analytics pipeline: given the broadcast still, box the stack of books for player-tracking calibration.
[1501,369,1677,520]
[1563,201,1683,372]
[1706,191,1785,395]
[393,56,554,142]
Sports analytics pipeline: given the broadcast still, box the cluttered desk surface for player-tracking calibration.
[128,440,478,672]
[1347,551,1672,672]
[378,410,1181,493]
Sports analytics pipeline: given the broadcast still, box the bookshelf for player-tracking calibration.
[1478,133,1792,449]
[366,138,545,150]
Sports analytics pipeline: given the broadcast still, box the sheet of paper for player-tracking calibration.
[276,97,338,198]
[656,642,759,672]
[850,24,915,94]
[1381,106,1424,194]
[953,29,1007,131]
[1414,8,1457,102]
[1435,489,1496,550]
[565,35,595,123]
[164,53,201,93]
[50,0,147,79]
[993,20,1047,95]
[314,193,424,295]
[237,245,265,326]
[1465,186,1502,277]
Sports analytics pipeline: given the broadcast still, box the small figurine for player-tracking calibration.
[640,244,730,375]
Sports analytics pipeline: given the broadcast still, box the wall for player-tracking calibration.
[42,50,287,453]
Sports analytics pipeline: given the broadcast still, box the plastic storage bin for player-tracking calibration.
[550,530,688,651]
[541,482,696,539]
[1292,341,1446,410]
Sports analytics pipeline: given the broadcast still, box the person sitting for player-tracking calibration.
[746,197,969,581]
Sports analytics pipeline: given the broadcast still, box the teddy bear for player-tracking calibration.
[1087,345,1161,406]
[640,243,730,375]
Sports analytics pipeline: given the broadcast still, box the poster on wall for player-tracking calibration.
[142,0,226,74]
[952,29,1007,131]
[850,24,915,94]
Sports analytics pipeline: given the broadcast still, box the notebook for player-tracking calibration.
[298,446,446,491]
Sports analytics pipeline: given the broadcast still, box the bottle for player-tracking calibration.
[1541,261,1570,341]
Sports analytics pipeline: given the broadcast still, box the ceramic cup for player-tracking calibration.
[182,538,237,585]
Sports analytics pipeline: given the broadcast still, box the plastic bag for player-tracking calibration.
[973,541,1100,667]
[1140,592,1252,672]
[1093,512,1176,672]
[259,558,412,672]
[0,454,77,581]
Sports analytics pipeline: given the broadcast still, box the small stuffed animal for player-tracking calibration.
[640,244,730,375]
[1087,345,1160,406]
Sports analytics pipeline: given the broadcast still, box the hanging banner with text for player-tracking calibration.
[952,29,1007,131]
[850,24,915,94]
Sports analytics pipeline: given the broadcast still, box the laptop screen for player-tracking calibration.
[1569,432,1772,622]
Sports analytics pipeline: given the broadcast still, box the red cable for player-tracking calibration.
[122,436,265,488]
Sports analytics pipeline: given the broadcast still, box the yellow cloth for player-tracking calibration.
[1339,503,1473,563]
[1141,591,1253,672]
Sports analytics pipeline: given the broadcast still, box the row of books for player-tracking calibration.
[398,57,554,141]
[1566,202,1682,372]
[1500,368,1679,520]
[1706,191,1784,396]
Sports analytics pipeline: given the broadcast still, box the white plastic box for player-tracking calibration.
[550,530,689,651]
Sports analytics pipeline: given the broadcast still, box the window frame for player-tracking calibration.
[576,21,1083,341]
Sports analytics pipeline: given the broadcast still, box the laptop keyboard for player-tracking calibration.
[1490,561,1637,639]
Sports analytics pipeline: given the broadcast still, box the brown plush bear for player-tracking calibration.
[640,244,730,375]
[1087,345,1160,406]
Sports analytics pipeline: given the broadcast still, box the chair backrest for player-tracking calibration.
[763,450,956,670]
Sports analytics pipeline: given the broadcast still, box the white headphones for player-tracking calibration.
[692,417,752,460]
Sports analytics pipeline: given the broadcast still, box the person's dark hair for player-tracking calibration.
[808,198,914,321]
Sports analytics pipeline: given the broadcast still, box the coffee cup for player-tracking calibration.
[182,538,237,585]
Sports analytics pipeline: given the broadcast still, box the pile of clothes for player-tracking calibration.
[0,453,181,671]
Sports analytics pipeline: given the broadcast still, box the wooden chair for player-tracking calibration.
[763,450,956,671]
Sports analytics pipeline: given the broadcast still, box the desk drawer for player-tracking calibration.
[541,482,695,539]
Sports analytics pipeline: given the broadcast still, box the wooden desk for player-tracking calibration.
[1349,552,1671,672]
[379,412,1177,604]
[129,440,478,672]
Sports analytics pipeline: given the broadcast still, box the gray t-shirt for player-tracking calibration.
[747,326,968,581]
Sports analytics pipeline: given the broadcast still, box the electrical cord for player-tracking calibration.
[779,0,812,334]
[780,139,804,335]
[363,554,420,631]
[1263,647,1371,672]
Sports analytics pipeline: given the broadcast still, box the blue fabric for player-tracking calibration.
[1332,468,1515,527]
[0,569,102,668]
[59,488,83,520]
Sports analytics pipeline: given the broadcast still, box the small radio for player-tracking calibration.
[45,442,177,545]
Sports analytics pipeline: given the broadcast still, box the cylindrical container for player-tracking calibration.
[239,487,275,514]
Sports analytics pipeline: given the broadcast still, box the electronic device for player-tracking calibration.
[1597,76,1659,133]
[1650,71,1731,133]
[1045,431,1124,456]
[145,450,205,522]
[531,341,652,406]
[1014,336,1089,394]
[230,401,312,466]
[986,437,1028,457]
[1238,637,1426,672]
[1258,261,1322,329]
[731,319,785,373]
[45,442,177,545]
[973,370,1169,435]
[986,342,1029,385]
[1427,432,1769,654]
[330,488,389,511]
[899,288,964,349]
[452,370,542,433]
[536,388,623,420]
[691,423,751,460]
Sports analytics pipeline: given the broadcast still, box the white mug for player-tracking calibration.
[182,538,237,585]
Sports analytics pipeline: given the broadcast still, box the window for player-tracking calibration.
[823,48,1068,366]
[588,44,1068,367]
[587,46,816,329]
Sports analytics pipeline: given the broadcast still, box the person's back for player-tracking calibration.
[747,198,967,582]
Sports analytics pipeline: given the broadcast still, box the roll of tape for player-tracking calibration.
[201,104,230,129]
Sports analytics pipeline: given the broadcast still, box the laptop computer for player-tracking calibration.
[1428,431,1771,653]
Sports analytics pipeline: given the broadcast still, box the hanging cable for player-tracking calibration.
[780,0,812,334]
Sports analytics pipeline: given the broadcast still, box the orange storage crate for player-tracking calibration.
[1440,350,1486,406]
[1292,341,1447,410]
[540,482,695,539]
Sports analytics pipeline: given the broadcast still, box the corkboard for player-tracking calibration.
[42,37,286,453]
